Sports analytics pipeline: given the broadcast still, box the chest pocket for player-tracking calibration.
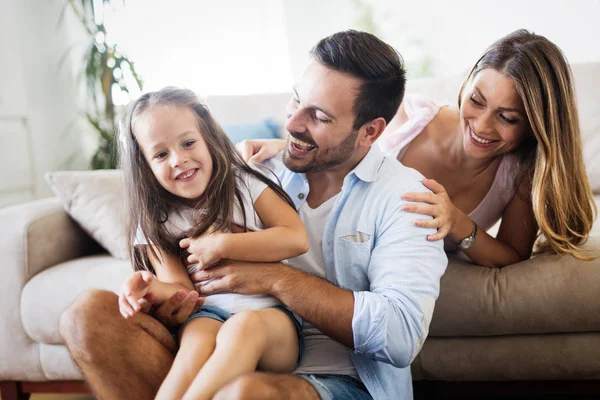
[335,232,373,290]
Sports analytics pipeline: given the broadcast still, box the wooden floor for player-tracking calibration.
[1,395,95,400]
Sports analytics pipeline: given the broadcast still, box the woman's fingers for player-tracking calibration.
[414,218,442,229]
[402,203,435,216]
[427,227,450,241]
[422,178,446,194]
[249,146,270,164]
[402,191,438,204]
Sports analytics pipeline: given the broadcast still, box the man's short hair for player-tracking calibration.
[310,30,406,131]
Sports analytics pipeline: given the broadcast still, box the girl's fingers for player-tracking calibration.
[119,293,134,318]
[126,295,141,313]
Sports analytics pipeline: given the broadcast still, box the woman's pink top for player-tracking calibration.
[378,94,519,252]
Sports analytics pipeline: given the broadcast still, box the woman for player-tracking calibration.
[239,29,596,268]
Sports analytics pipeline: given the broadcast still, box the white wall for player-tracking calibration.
[0,0,90,207]
[283,0,600,80]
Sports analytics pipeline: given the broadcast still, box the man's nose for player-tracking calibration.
[285,107,307,134]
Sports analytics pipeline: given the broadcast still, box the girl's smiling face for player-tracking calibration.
[133,105,213,202]
[460,68,531,159]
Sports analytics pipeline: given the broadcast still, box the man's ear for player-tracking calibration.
[358,117,387,148]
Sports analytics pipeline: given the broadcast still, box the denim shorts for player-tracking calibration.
[297,374,372,400]
[179,304,305,366]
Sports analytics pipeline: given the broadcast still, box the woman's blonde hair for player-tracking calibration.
[458,29,597,260]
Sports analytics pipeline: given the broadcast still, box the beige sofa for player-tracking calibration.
[2,63,600,399]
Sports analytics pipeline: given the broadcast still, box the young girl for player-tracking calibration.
[116,87,309,400]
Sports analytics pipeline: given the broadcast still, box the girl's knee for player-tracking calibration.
[216,310,266,345]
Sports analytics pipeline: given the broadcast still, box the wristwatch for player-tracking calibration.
[455,220,478,250]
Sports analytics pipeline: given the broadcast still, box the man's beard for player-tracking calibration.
[283,128,359,173]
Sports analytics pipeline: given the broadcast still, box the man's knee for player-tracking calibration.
[214,373,280,400]
[59,289,117,355]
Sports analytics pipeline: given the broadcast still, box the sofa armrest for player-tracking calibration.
[0,197,102,379]
[1,197,102,281]
[430,236,600,337]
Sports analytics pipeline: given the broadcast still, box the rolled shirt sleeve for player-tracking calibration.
[352,185,447,368]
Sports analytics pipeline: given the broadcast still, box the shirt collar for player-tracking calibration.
[348,145,385,183]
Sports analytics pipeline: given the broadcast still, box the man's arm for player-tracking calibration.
[350,187,447,367]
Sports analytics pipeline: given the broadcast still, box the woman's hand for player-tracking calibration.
[180,228,228,269]
[236,139,286,163]
[401,178,458,241]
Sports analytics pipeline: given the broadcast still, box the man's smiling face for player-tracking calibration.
[282,61,363,173]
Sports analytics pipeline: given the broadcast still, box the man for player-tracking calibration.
[60,30,447,400]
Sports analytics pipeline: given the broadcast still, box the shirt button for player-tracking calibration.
[298,193,305,199]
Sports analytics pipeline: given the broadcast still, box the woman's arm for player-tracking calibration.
[181,187,309,268]
[402,178,537,268]
[236,139,286,163]
[457,180,537,267]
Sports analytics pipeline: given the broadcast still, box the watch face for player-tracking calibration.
[460,237,475,249]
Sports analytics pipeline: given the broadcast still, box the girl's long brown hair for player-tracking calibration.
[458,29,597,260]
[118,87,295,272]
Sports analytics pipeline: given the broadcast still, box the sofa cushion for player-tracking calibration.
[430,236,600,337]
[21,254,130,345]
[45,170,128,260]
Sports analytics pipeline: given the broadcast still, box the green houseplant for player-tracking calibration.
[62,0,143,169]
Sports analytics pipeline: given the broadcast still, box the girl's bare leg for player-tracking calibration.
[183,308,298,400]
[155,317,222,400]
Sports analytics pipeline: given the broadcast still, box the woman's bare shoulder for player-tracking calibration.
[429,106,460,137]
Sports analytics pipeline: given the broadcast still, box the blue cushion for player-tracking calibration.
[222,119,281,144]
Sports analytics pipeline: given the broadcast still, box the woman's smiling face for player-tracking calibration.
[460,68,531,159]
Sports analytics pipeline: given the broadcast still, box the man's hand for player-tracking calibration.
[145,289,204,330]
[180,228,228,270]
[188,259,292,297]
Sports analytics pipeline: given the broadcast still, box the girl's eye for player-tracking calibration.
[292,96,300,104]
[183,140,195,148]
[155,151,167,159]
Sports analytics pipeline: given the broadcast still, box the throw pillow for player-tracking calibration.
[222,119,281,144]
[45,170,129,260]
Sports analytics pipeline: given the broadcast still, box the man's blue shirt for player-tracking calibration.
[262,146,448,400]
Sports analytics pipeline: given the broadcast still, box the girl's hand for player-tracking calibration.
[180,228,228,269]
[119,271,154,318]
[401,178,457,241]
[236,139,286,163]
